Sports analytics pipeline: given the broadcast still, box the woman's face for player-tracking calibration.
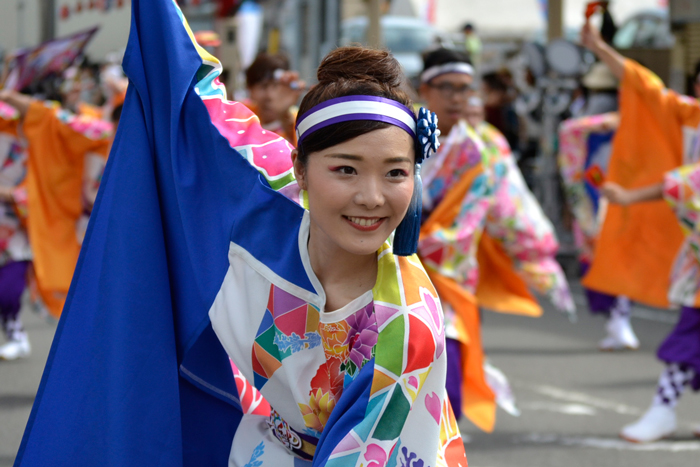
[293,126,415,257]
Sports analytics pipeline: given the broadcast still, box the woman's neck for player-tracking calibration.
[307,224,378,312]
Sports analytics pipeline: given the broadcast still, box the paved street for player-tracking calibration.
[0,300,55,467]
[1,281,699,466]
[462,280,700,467]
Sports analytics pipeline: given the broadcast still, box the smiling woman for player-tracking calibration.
[296,127,413,252]
[210,46,468,466]
[214,46,467,466]
[298,126,414,311]
[12,2,467,464]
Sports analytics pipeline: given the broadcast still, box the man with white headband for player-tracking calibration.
[419,49,474,139]
[416,48,576,432]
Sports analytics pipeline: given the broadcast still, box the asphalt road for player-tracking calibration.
[0,299,55,467]
[462,280,700,467]
[1,281,699,466]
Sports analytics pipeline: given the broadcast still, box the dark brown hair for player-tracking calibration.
[245,52,290,88]
[296,47,413,165]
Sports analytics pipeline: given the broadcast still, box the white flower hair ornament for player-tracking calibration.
[416,107,441,163]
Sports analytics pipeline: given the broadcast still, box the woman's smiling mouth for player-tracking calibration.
[344,216,386,231]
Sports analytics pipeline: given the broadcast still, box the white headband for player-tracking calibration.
[295,96,417,143]
[420,62,474,83]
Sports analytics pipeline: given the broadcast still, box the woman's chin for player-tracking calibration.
[338,236,388,257]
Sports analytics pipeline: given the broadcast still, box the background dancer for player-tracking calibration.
[558,111,640,351]
[417,47,575,432]
[580,12,695,316]
[0,100,31,360]
[0,90,113,318]
[244,52,304,146]
[582,13,700,443]
[602,170,700,442]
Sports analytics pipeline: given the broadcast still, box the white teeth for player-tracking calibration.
[348,217,380,227]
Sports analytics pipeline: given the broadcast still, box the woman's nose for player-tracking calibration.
[354,176,385,209]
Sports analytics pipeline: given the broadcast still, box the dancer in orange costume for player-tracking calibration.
[582,14,700,443]
[0,90,114,317]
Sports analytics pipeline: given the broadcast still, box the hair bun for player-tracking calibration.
[316,47,404,88]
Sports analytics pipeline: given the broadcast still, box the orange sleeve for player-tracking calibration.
[582,60,692,308]
[21,101,110,317]
[621,59,700,137]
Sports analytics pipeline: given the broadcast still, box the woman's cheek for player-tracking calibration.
[397,181,415,206]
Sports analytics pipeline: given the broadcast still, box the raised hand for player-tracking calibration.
[0,89,33,119]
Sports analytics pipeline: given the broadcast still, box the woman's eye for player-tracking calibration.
[387,169,409,178]
[331,166,356,175]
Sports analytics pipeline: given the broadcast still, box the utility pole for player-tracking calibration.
[17,0,26,48]
[547,0,563,42]
[366,0,382,49]
[41,0,56,43]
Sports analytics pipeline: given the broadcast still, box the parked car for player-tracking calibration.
[340,16,452,81]
[612,8,673,49]
[611,8,674,86]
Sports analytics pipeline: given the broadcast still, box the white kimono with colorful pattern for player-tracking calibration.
[211,223,464,466]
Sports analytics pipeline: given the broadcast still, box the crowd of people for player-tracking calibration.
[0,58,126,361]
[1,0,699,465]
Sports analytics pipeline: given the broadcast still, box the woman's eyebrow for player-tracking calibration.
[325,153,363,161]
[324,154,412,164]
[384,157,412,164]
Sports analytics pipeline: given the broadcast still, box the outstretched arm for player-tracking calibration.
[601,181,664,205]
[582,16,700,127]
[580,18,624,80]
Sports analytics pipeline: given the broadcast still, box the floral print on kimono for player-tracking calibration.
[419,121,505,342]
[664,163,700,307]
[479,123,575,314]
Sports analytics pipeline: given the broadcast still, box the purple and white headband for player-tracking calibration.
[294,94,441,256]
[420,62,474,83]
[295,95,417,144]
[295,95,440,164]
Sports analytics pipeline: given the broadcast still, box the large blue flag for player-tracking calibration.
[14,0,314,465]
